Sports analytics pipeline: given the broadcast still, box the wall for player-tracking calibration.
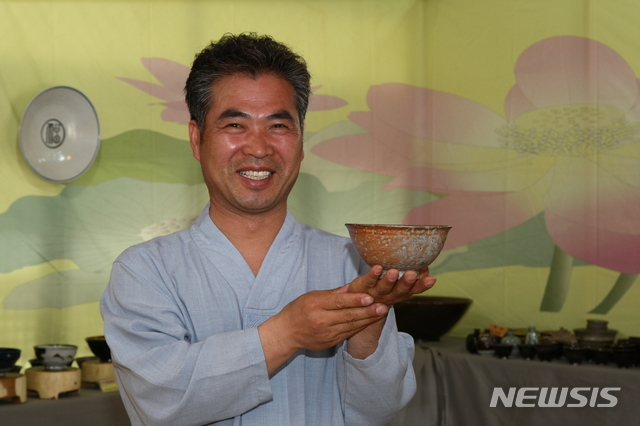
[1,0,639,368]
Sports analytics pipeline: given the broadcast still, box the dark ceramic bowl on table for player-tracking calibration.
[494,343,513,359]
[590,347,612,365]
[393,296,472,342]
[0,348,21,376]
[536,343,556,362]
[564,345,586,365]
[611,342,635,368]
[86,335,112,363]
[518,344,537,360]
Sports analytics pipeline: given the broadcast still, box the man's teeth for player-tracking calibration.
[239,170,273,180]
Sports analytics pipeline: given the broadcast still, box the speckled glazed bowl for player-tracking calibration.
[0,348,21,376]
[34,344,77,371]
[345,224,452,271]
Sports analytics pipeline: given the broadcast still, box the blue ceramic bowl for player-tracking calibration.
[0,348,21,375]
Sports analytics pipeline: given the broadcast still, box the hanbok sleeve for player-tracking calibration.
[338,307,417,426]
[100,254,272,426]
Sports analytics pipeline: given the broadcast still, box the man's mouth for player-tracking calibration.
[238,170,273,180]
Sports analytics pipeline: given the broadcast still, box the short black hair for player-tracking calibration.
[185,32,311,129]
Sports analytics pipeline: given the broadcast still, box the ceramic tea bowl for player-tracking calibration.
[0,348,21,376]
[536,343,556,362]
[564,346,586,365]
[86,335,112,363]
[611,343,636,368]
[518,344,537,360]
[345,224,452,271]
[393,296,472,342]
[590,347,612,365]
[494,343,514,359]
[34,344,77,371]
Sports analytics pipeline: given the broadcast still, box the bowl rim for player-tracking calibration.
[86,335,107,341]
[34,344,78,349]
[345,223,452,230]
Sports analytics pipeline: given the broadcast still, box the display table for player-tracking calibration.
[389,336,640,426]
[0,386,129,425]
[3,338,639,425]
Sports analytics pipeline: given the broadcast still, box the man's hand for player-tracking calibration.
[344,266,436,359]
[348,265,436,306]
[258,287,388,375]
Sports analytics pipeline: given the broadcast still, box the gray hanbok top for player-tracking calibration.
[100,205,416,425]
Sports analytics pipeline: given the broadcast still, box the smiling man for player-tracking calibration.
[101,33,435,426]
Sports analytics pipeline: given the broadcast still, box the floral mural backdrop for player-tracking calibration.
[1,0,639,368]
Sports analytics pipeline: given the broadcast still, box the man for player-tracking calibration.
[101,32,435,425]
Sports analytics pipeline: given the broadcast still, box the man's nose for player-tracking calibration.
[242,128,273,158]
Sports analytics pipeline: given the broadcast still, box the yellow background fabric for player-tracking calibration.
[1,0,639,367]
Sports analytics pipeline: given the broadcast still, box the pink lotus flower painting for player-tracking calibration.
[118,58,347,125]
[312,36,640,313]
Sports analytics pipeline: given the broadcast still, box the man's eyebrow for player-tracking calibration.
[217,109,250,121]
[216,109,295,122]
[267,110,295,121]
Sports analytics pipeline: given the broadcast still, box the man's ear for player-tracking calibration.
[188,120,201,161]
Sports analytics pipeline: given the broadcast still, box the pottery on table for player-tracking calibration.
[628,337,640,365]
[500,331,522,358]
[611,342,635,368]
[476,330,499,356]
[494,343,514,359]
[564,345,586,365]
[590,347,612,365]
[86,335,112,363]
[466,329,481,354]
[518,344,537,360]
[34,344,77,371]
[393,296,472,342]
[0,348,21,376]
[536,343,556,362]
[574,320,617,349]
[345,224,452,271]
[75,356,100,368]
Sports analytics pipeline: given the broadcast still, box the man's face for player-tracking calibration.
[189,73,304,218]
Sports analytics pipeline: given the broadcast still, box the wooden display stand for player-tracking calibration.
[26,367,81,400]
[81,360,115,385]
[0,373,27,404]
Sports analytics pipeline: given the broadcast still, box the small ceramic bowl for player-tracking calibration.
[564,346,586,365]
[34,344,77,371]
[494,344,514,359]
[612,344,635,368]
[536,343,556,362]
[394,296,472,342]
[518,344,536,360]
[345,224,452,271]
[86,336,112,363]
[0,348,21,376]
[591,347,612,365]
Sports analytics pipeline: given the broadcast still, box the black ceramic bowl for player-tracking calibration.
[536,343,556,362]
[494,344,514,359]
[86,336,112,362]
[612,345,635,368]
[0,348,21,375]
[394,296,472,341]
[518,344,537,360]
[591,347,612,365]
[564,346,586,365]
